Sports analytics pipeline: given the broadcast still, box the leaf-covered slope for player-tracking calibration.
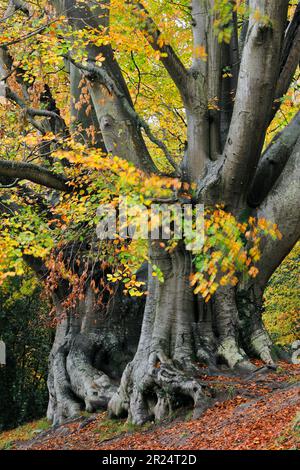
[2,362,299,451]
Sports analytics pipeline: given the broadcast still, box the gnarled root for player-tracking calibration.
[109,244,280,424]
[109,357,211,425]
[109,244,212,425]
[214,287,256,373]
[66,334,118,412]
[237,287,277,365]
[47,283,144,425]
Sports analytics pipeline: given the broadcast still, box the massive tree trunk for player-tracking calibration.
[1,0,299,426]
[29,0,300,424]
[108,242,282,424]
[108,140,300,424]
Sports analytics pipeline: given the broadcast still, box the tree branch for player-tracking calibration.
[0,160,69,191]
[220,0,289,209]
[271,2,300,122]
[220,10,240,151]
[238,0,249,57]
[0,41,67,137]
[248,110,300,207]
[6,87,65,122]
[256,135,300,287]
[12,0,30,16]
[68,56,180,175]
[127,0,189,100]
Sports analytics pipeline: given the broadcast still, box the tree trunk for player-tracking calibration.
[108,242,277,425]
[47,278,145,425]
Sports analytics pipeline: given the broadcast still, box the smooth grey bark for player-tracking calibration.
[47,282,145,425]
[221,1,289,208]
[43,0,300,424]
[109,245,212,425]
[256,135,300,288]
[108,242,284,425]
[0,160,69,191]
[107,2,299,424]
[248,111,300,207]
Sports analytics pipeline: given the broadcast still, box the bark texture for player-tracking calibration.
[47,280,145,425]
[108,243,280,425]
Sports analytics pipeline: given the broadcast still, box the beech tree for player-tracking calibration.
[0,0,299,425]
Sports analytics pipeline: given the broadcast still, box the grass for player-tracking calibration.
[287,374,300,384]
[275,412,300,450]
[93,414,152,443]
[0,418,51,450]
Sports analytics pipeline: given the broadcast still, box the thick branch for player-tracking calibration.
[0,160,69,191]
[67,57,179,175]
[52,0,158,174]
[248,110,300,207]
[256,135,300,287]
[0,193,48,278]
[190,0,208,77]
[128,0,189,100]
[271,2,300,122]
[221,0,289,208]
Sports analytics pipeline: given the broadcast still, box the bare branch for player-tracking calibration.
[68,56,180,175]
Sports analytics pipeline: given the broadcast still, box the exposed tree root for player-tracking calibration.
[47,247,280,426]
[109,356,212,425]
[47,284,144,425]
[108,245,280,424]
[66,334,118,412]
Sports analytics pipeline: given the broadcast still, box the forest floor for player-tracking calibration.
[1,361,299,451]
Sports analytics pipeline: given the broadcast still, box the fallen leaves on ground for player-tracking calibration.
[0,418,51,450]
[3,361,300,451]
